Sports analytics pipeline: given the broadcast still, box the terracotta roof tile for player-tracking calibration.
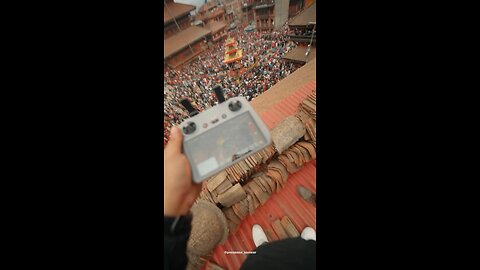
[208,163,317,270]
[203,81,317,270]
[250,58,316,115]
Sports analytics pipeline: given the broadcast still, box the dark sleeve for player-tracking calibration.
[240,237,316,270]
[164,214,193,270]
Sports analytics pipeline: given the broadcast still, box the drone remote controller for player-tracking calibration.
[178,85,271,183]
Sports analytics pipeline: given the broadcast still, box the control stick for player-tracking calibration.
[180,99,199,117]
[213,85,226,103]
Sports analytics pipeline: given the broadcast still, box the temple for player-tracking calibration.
[223,37,243,64]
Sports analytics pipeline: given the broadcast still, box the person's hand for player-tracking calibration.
[164,126,202,216]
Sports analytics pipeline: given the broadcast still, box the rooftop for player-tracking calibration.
[289,1,316,26]
[164,26,211,59]
[282,46,317,64]
[211,8,225,18]
[199,1,217,13]
[207,73,317,269]
[206,20,227,34]
[251,57,316,115]
[198,7,225,21]
[164,2,196,24]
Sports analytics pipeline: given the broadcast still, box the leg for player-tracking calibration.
[240,225,316,270]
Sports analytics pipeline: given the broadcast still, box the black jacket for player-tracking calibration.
[164,215,316,270]
[164,215,192,270]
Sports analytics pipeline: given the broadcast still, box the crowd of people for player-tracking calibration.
[164,24,301,147]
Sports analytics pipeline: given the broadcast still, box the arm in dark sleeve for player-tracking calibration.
[164,214,193,270]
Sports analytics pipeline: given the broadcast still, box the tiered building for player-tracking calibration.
[253,0,275,30]
[223,37,243,64]
[288,1,316,44]
[241,0,255,26]
[197,2,228,25]
[164,0,195,39]
[164,0,212,69]
[163,0,315,69]
[207,21,228,43]
[196,1,230,43]
[220,0,243,24]
[251,0,290,31]
[282,1,317,66]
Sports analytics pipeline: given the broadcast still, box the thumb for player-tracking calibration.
[165,126,183,156]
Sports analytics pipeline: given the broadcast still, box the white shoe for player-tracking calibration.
[252,224,269,247]
[301,227,316,241]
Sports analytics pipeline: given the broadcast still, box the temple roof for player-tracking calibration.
[164,2,195,24]
[164,26,211,59]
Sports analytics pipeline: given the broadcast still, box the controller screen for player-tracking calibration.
[185,112,267,178]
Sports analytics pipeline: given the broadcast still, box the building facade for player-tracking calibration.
[220,0,244,25]
[273,0,289,30]
[207,21,228,42]
[164,1,213,69]
[164,0,196,39]
[288,1,316,45]
[242,1,255,26]
[253,0,275,30]
[196,2,227,25]
[164,26,212,69]
[288,0,304,18]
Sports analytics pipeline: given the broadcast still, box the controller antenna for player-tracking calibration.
[213,85,226,103]
[180,98,199,117]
